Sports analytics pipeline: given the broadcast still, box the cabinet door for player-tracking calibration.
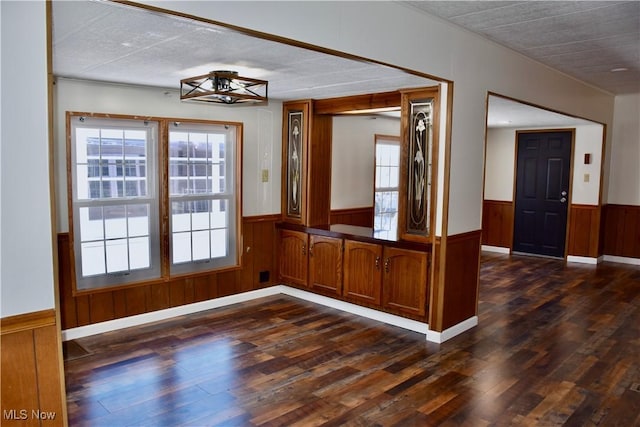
[279,230,308,287]
[382,247,428,317]
[343,240,383,306]
[309,235,343,296]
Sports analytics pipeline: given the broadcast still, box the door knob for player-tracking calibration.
[561,190,567,196]
[560,197,567,203]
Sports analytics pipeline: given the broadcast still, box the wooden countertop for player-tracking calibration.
[276,222,432,252]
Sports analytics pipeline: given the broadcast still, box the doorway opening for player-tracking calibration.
[513,130,573,258]
[482,94,605,260]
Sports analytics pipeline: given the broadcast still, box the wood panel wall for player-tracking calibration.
[59,215,279,330]
[429,230,482,332]
[567,204,601,257]
[602,204,640,258]
[329,207,374,228]
[481,200,513,248]
[307,113,333,226]
[441,230,482,330]
[1,310,66,426]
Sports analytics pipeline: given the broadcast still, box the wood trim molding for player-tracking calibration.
[244,214,282,223]
[330,206,374,227]
[313,91,401,115]
[1,309,57,335]
[330,207,373,215]
[482,200,513,206]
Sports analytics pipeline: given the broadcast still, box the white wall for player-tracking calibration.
[572,125,604,205]
[484,128,516,201]
[140,1,615,236]
[54,78,282,232]
[1,1,56,317]
[331,115,400,209]
[608,93,640,205]
[483,124,604,206]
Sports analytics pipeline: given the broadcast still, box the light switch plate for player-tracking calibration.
[261,169,269,183]
[584,173,590,183]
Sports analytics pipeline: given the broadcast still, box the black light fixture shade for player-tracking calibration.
[180,70,268,105]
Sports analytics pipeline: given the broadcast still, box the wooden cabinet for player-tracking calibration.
[278,230,308,287]
[281,100,332,227]
[343,240,383,305]
[308,235,343,296]
[382,247,428,317]
[277,227,430,320]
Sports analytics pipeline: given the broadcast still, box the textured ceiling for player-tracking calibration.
[406,1,640,95]
[486,95,594,128]
[51,1,435,101]
[51,1,610,128]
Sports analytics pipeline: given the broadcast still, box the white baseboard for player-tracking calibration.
[567,255,601,265]
[603,255,640,266]
[481,245,510,254]
[62,285,477,344]
[280,286,429,335]
[426,316,478,344]
[61,287,282,341]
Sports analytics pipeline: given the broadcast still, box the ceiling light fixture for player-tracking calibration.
[610,67,628,72]
[180,70,268,105]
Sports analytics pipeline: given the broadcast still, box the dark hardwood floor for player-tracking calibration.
[64,254,640,426]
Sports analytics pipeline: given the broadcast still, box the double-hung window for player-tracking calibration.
[169,122,239,275]
[374,135,400,240]
[69,114,242,292]
[70,116,161,290]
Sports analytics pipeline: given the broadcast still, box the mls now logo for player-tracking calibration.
[3,409,56,420]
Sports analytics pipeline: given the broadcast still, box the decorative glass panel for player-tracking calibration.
[406,99,433,236]
[286,111,303,218]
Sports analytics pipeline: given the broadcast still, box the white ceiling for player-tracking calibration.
[51,1,618,128]
[406,1,640,95]
[486,95,594,128]
[51,1,435,102]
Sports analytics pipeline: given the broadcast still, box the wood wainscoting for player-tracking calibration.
[481,200,513,248]
[567,204,601,258]
[1,310,66,426]
[602,204,640,258]
[58,215,279,330]
[430,230,482,332]
[483,201,607,259]
[442,230,482,330]
[329,207,374,228]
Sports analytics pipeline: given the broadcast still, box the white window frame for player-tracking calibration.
[168,121,241,275]
[373,134,401,240]
[69,115,161,290]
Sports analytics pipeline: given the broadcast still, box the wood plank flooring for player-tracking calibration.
[64,254,640,426]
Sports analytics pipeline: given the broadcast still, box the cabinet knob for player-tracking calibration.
[309,243,314,257]
[375,256,380,269]
[384,258,390,273]
[302,244,306,255]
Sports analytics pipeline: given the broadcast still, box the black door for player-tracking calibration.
[513,131,571,258]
